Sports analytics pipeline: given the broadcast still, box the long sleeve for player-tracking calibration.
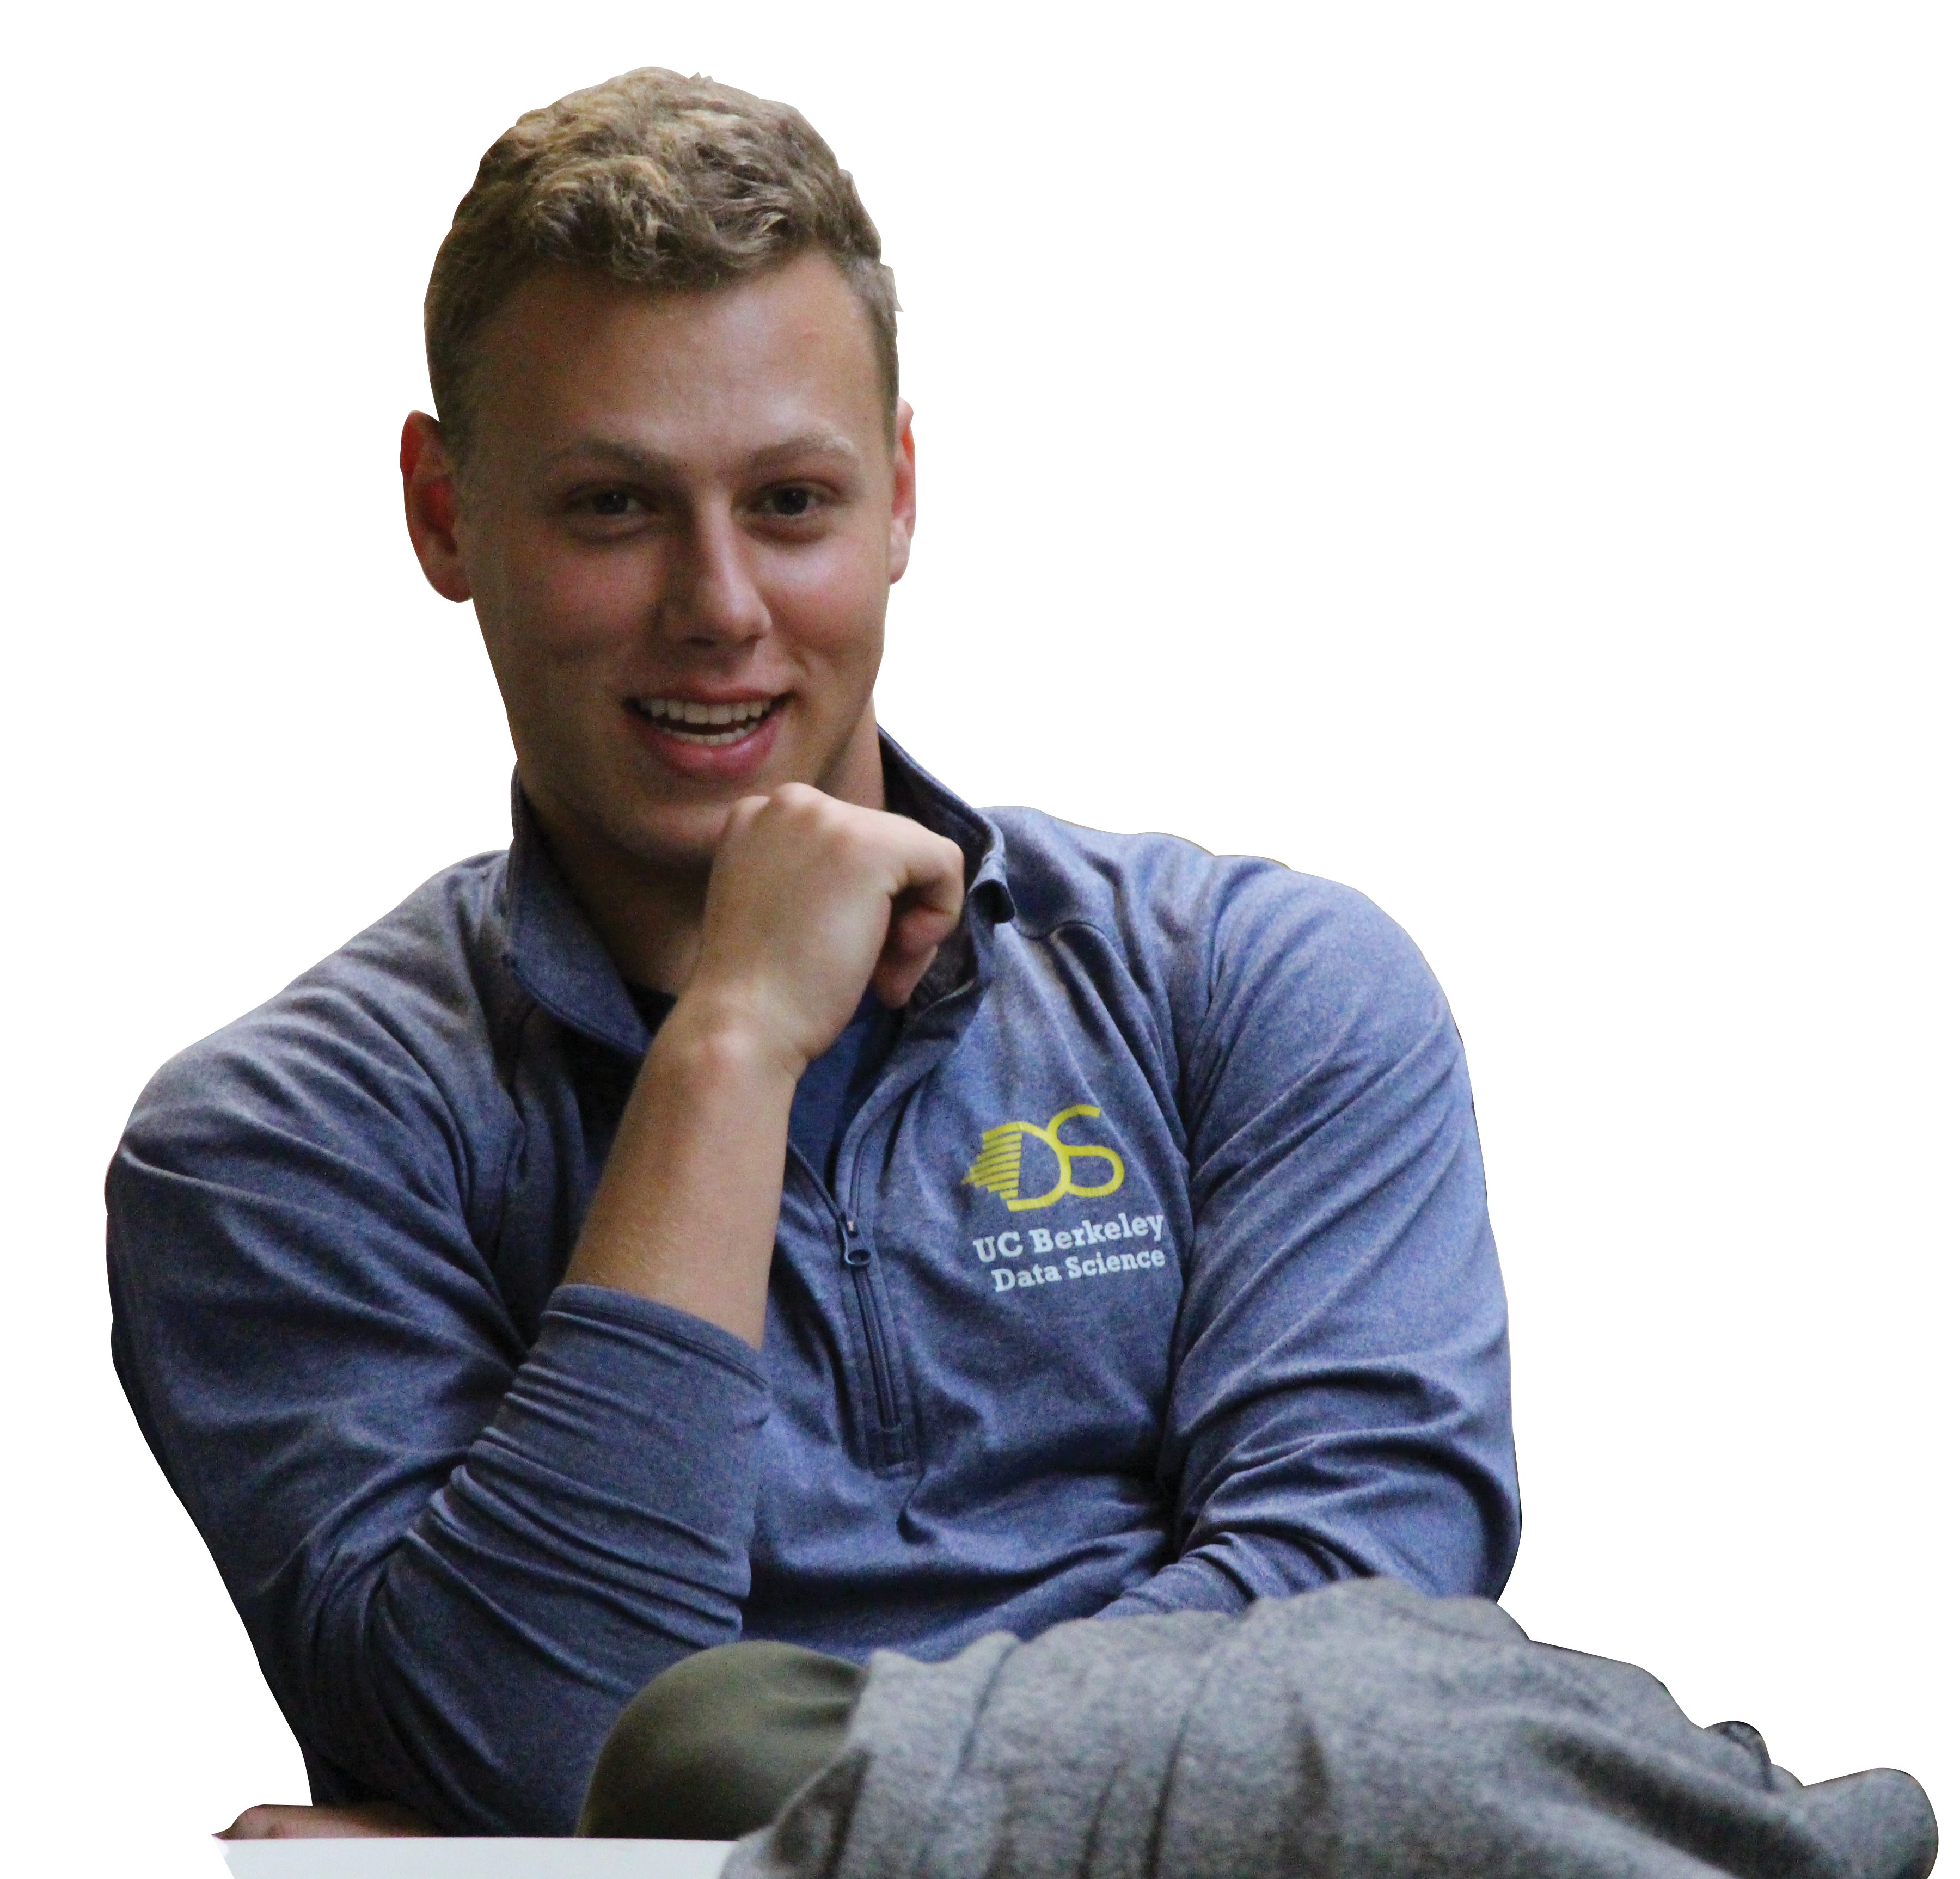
[107,1004,769,1834]
[1101,865,1519,1619]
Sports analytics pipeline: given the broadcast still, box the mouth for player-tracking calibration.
[627,693,784,747]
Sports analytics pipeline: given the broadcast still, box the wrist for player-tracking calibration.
[654,988,810,1089]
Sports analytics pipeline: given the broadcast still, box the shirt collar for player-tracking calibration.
[501,733,1016,1057]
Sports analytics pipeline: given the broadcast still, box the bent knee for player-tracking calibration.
[578,1641,865,1840]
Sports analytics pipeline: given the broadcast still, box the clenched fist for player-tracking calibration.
[685,784,966,1074]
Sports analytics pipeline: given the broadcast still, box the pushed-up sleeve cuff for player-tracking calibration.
[454,1283,772,1624]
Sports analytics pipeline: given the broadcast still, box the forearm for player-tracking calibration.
[566,788,963,1350]
[335,1010,797,1819]
[1100,1553,1319,1622]
[565,1000,799,1347]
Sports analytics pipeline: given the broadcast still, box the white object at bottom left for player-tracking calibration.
[215,1837,733,1877]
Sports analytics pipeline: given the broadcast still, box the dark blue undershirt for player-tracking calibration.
[627,985,900,1186]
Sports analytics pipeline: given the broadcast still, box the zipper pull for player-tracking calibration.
[841,1218,872,1267]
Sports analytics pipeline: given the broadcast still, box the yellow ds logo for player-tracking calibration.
[962,1104,1126,1212]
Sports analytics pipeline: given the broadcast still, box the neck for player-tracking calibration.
[550,836,716,995]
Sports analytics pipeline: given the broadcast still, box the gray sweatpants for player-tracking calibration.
[584,1580,1937,1878]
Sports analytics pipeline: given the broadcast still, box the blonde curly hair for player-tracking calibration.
[426,68,898,452]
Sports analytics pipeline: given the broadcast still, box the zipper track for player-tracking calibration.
[807,1143,904,1453]
[828,988,979,1466]
[847,1247,901,1430]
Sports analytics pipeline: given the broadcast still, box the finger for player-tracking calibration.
[870,940,940,1011]
[870,886,963,1008]
[871,910,940,1005]
[888,896,954,965]
[715,793,774,851]
[881,825,967,924]
[865,826,965,1008]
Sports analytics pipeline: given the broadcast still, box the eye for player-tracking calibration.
[587,489,638,517]
[762,486,817,518]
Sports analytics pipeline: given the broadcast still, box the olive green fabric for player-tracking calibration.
[578,1641,866,1841]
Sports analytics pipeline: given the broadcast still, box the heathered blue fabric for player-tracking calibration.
[105,738,1518,1836]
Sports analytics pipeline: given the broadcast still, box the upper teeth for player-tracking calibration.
[638,697,774,728]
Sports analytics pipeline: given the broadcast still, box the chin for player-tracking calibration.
[616,802,739,874]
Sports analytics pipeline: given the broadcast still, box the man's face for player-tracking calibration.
[442,253,914,879]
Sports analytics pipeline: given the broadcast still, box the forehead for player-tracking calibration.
[465,254,889,466]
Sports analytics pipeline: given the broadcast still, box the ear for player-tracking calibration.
[401,413,471,602]
[886,399,917,584]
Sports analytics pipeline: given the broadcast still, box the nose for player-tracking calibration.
[657,510,770,648]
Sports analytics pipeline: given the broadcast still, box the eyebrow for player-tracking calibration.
[542,430,864,477]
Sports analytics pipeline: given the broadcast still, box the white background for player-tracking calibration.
[4,3,1952,1870]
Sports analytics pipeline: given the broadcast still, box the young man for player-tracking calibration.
[107,70,1518,1836]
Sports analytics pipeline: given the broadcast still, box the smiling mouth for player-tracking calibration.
[628,695,783,746]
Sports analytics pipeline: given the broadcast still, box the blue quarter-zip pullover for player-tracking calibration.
[106,738,1519,1834]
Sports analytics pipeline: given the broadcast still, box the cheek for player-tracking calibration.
[766,533,890,660]
[480,535,651,667]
